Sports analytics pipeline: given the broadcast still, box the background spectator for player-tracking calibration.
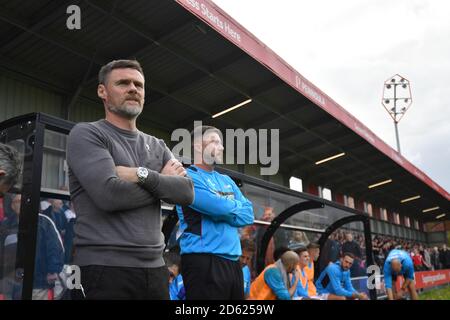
[255,207,277,267]
[430,247,440,270]
[164,251,185,301]
[422,246,432,271]
[440,245,450,269]
[240,239,255,299]
[341,233,364,276]
[411,248,424,271]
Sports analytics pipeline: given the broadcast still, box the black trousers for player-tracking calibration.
[181,253,244,300]
[71,265,169,300]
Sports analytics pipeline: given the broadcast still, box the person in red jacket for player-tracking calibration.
[411,248,424,271]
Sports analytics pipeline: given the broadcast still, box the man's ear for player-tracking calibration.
[97,84,107,101]
[0,169,6,178]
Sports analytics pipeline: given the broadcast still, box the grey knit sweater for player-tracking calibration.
[67,119,193,268]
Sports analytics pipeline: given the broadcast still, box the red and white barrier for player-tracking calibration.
[396,269,450,290]
[414,269,450,289]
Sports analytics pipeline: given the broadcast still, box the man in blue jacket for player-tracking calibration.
[33,212,65,300]
[2,195,65,300]
[239,238,255,299]
[383,249,418,300]
[315,252,368,300]
[0,144,22,299]
[164,251,185,300]
[0,145,64,299]
[176,126,254,299]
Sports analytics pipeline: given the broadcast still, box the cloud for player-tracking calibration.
[213,0,450,190]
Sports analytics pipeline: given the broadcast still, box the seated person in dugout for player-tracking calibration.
[164,251,185,301]
[240,238,255,299]
[304,242,320,297]
[249,251,300,300]
[315,252,368,300]
[292,247,325,300]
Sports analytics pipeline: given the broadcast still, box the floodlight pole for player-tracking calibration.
[394,120,400,154]
[393,84,401,153]
[382,75,412,155]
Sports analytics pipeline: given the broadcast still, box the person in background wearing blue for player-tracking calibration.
[42,199,66,236]
[383,249,418,300]
[239,238,255,299]
[0,144,22,300]
[164,251,185,300]
[316,252,368,300]
[176,126,254,300]
[0,145,62,300]
[33,212,65,300]
[1,195,64,299]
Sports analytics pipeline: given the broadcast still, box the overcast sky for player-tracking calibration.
[213,0,450,192]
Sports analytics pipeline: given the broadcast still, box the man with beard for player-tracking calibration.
[67,59,194,299]
[315,252,368,300]
[176,126,254,299]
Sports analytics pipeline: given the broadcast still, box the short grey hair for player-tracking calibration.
[190,125,221,144]
[0,143,22,188]
[98,59,144,85]
[281,250,299,266]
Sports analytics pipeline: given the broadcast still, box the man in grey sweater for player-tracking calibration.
[67,59,194,299]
